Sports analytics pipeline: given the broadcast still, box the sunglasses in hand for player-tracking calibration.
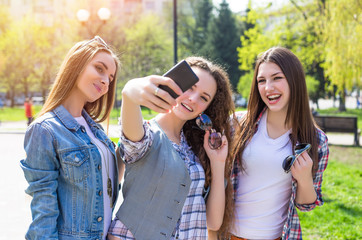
[282,143,311,173]
[195,113,222,150]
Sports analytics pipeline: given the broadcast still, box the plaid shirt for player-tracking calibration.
[109,121,207,239]
[231,111,329,240]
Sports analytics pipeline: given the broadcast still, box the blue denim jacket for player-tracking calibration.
[20,105,119,240]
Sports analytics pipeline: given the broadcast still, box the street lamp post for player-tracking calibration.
[76,7,111,37]
[173,0,177,64]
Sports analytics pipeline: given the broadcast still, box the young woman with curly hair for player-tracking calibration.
[107,56,235,240]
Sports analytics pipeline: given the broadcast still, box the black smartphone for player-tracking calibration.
[159,60,199,98]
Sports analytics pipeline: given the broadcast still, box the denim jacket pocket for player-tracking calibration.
[60,148,91,183]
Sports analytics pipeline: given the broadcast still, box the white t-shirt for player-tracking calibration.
[231,111,293,239]
[75,116,115,240]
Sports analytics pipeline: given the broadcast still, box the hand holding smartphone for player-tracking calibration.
[159,60,199,98]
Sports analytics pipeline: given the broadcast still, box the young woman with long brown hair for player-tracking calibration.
[21,36,121,240]
[230,47,329,240]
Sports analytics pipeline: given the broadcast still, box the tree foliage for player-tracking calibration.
[322,0,361,91]
[236,0,338,104]
[117,14,173,83]
[206,0,241,90]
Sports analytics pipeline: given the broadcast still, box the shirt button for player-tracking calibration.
[97,217,102,222]
[81,127,86,133]
[98,190,102,196]
[98,165,101,170]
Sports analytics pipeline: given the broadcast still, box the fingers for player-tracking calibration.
[148,76,183,110]
[291,152,313,171]
[221,135,228,148]
[156,76,183,97]
[203,130,210,149]
[125,75,181,113]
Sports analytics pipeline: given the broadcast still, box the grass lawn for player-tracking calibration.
[0,106,157,123]
[299,145,361,239]
[0,105,42,121]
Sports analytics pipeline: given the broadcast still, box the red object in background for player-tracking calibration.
[24,102,33,118]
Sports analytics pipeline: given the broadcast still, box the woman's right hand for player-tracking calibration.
[122,75,183,113]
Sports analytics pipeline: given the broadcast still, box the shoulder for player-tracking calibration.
[27,110,70,139]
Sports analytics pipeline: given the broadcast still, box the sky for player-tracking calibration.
[212,0,288,13]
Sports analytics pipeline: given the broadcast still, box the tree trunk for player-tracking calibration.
[338,88,346,112]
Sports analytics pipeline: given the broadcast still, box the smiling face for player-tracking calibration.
[72,51,116,104]
[173,67,217,121]
[257,62,290,114]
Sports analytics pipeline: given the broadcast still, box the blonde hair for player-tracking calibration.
[39,38,120,123]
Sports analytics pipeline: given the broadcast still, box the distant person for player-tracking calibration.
[24,98,34,126]
[0,98,4,109]
[311,107,318,116]
[20,36,122,240]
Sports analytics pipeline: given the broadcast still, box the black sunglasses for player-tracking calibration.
[195,113,222,150]
[282,143,311,173]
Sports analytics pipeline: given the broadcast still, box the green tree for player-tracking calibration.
[0,17,38,106]
[0,16,74,106]
[117,14,173,85]
[322,0,362,111]
[236,1,325,103]
[176,0,214,58]
[207,0,241,90]
[192,0,213,55]
[237,70,253,101]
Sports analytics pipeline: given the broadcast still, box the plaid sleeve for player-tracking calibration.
[295,129,329,211]
[117,121,154,164]
[230,111,246,199]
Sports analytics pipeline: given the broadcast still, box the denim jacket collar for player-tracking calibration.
[53,105,99,132]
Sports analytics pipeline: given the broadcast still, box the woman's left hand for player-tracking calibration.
[203,131,228,167]
[291,151,313,183]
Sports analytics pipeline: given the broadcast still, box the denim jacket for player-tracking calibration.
[20,105,119,240]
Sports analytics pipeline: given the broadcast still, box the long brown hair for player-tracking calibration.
[38,37,120,123]
[182,56,235,236]
[233,46,319,177]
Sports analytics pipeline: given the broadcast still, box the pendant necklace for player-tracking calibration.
[92,139,113,208]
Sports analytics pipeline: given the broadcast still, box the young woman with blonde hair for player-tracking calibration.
[21,36,121,240]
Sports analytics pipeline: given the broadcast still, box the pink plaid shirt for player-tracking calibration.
[231,111,329,240]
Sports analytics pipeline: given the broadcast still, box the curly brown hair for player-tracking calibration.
[182,56,235,236]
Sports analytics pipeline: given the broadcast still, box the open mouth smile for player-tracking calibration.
[181,102,193,112]
[267,94,281,103]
